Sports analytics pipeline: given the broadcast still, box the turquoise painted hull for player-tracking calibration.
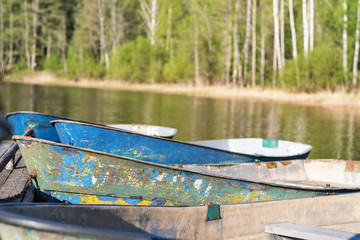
[15,136,338,206]
[53,120,301,164]
[6,112,177,142]
[6,112,73,142]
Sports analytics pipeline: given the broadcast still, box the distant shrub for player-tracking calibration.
[282,44,343,92]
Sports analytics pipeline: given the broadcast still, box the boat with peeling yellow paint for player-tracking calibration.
[14,136,360,206]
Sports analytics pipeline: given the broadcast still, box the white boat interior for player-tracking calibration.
[189,138,312,157]
[176,159,360,190]
[107,124,177,138]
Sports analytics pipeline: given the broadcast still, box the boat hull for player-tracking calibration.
[190,138,312,160]
[1,192,360,240]
[53,121,287,164]
[6,112,177,142]
[6,112,70,142]
[15,136,326,206]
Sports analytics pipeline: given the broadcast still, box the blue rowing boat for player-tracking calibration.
[52,120,312,164]
[5,111,177,141]
[14,135,342,206]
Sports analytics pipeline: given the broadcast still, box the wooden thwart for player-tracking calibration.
[265,222,360,240]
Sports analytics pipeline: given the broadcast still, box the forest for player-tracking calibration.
[0,0,359,92]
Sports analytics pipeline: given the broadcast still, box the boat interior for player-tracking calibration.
[177,159,360,190]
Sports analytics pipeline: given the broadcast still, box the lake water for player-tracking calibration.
[1,82,360,160]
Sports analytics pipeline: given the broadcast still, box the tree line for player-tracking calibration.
[0,0,359,91]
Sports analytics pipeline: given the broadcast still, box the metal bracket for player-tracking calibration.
[206,203,221,221]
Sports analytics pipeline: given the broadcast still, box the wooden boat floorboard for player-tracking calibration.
[0,140,34,203]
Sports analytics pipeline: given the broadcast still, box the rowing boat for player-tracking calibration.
[52,120,312,164]
[14,135,344,206]
[5,112,177,141]
[0,203,166,240]
[1,192,359,240]
[189,138,312,161]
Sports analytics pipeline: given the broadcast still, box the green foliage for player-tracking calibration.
[283,44,343,92]
[109,36,155,83]
[42,52,62,74]
[3,0,360,91]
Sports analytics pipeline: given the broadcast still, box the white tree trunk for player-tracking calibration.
[302,0,308,57]
[260,25,265,87]
[224,0,232,86]
[9,0,13,69]
[353,0,360,88]
[24,0,31,69]
[150,0,157,46]
[194,20,200,86]
[280,0,285,67]
[244,0,252,87]
[111,0,117,53]
[309,0,314,51]
[139,0,158,46]
[289,0,300,84]
[289,0,297,59]
[97,0,110,70]
[232,0,241,85]
[343,0,348,88]
[251,0,257,87]
[31,0,39,71]
[46,34,51,58]
[166,7,173,59]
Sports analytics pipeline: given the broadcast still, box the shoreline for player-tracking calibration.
[4,72,360,110]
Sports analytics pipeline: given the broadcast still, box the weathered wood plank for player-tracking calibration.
[265,222,360,240]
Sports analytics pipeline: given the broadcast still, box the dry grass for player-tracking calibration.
[6,72,360,109]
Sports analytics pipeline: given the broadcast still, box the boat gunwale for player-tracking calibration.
[6,111,177,138]
[0,204,163,240]
[13,135,360,191]
[51,120,311,160]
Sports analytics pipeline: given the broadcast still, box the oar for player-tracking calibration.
[0,129,34,173]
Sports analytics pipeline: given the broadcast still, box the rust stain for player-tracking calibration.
[346,161,360,172]
[176,165,184,169]
[280,161,291,166]
[266,162,277,169]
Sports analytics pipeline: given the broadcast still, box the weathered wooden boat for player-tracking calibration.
[52,120,310,164]
[5,111,177,142]
[189,138,312,161]
[1,193,360,240]
[0,203,167,240]
[14,136,360,206]
[108,124,177,138]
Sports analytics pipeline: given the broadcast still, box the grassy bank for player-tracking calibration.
[4,71,360,109]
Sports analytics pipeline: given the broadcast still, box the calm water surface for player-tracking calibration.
[1,82,360,160]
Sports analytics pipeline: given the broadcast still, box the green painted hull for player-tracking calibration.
[15,136,334,206]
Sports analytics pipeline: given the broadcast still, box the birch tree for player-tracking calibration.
[140,0,158,46]
[302,0,308,57]
[8,0,13,68]
[343,0,348,88]
[280,0,285,67]
[309,0,314,51]
[244,0,252,87]
[232,0,241,85]
[31,0,39,71]
[24,0,31,69]
[289,0,299,83]
[97,0,110,70]
[224,0,232,86]
[251,0,257,87]
[273,0,281,87]
[353,0,360,89]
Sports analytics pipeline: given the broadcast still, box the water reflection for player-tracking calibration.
[1,82,360,160]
